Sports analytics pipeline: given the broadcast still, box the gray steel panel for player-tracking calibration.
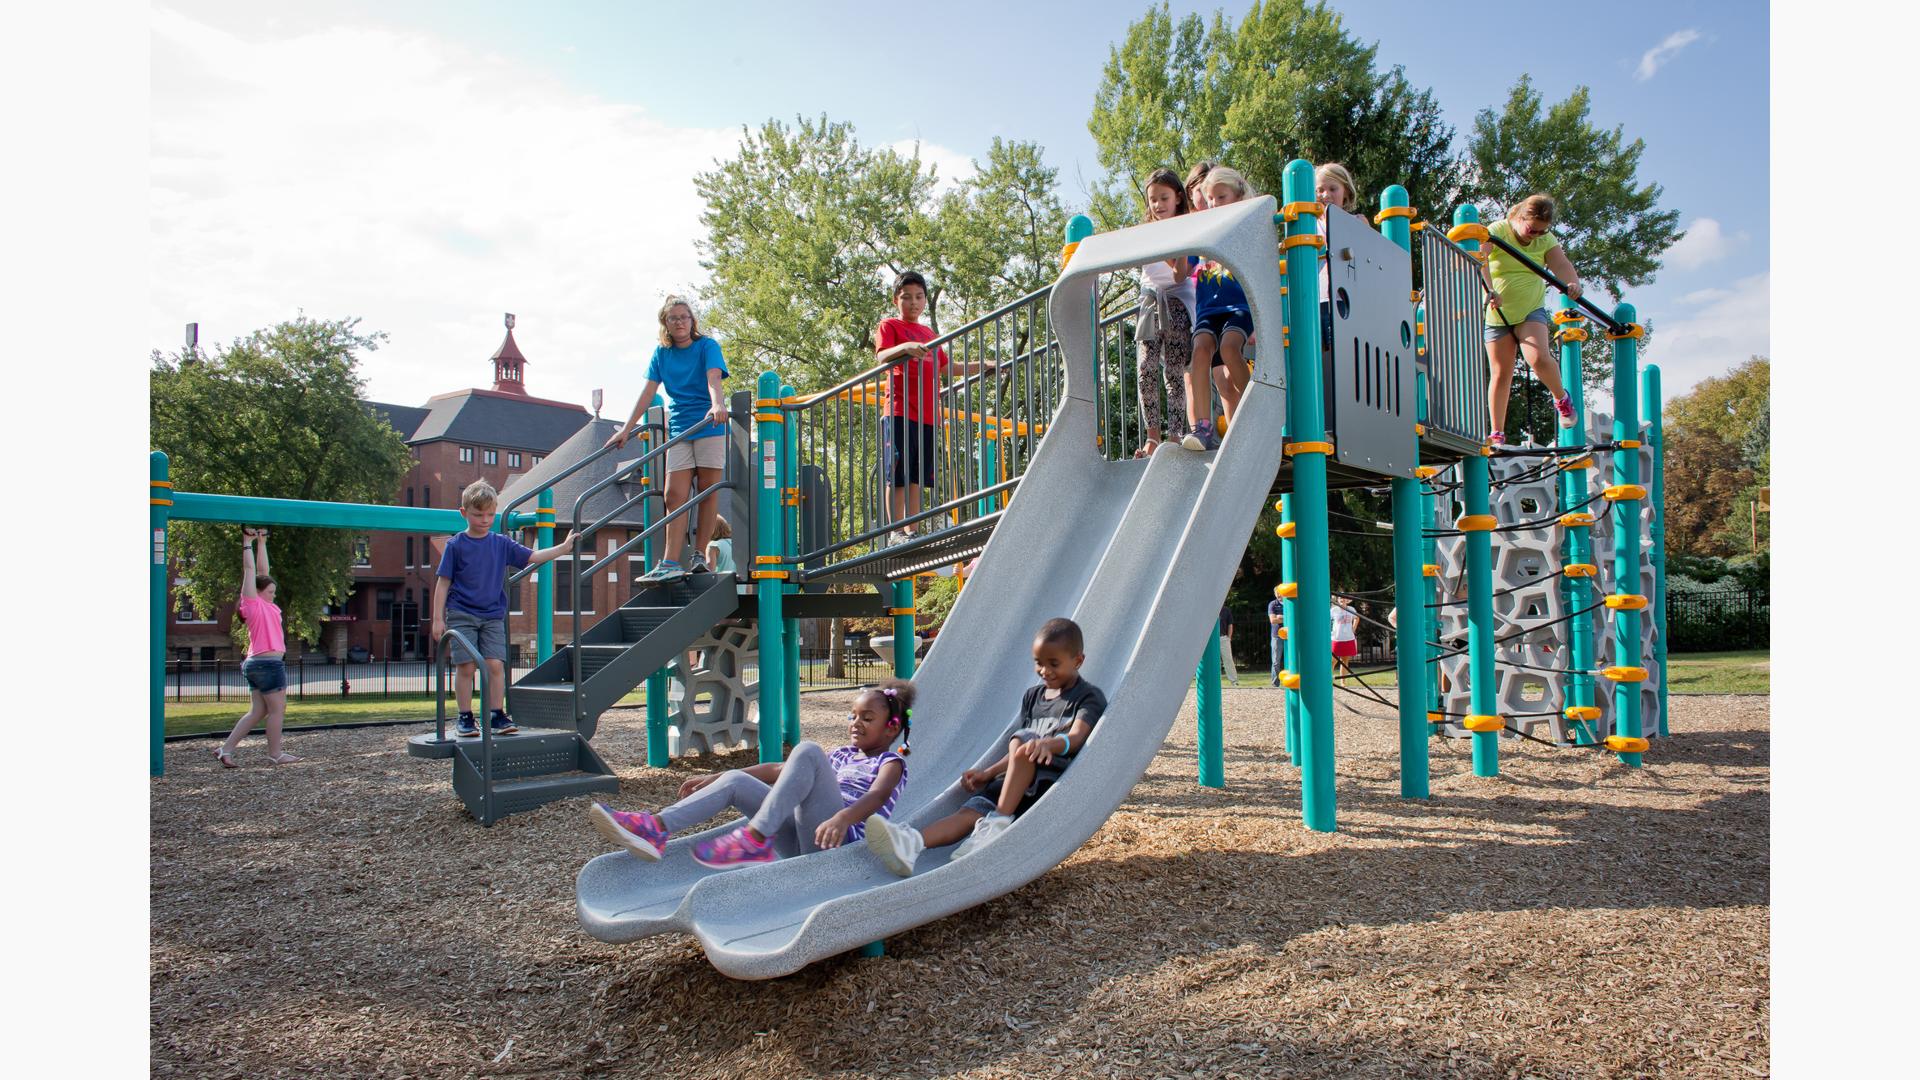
[1323,205,1417,478]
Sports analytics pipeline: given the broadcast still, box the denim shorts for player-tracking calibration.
[1193,308,1254,351]
[445,608,508,665]
[1484,306,1550,342]
[241,655,288,694]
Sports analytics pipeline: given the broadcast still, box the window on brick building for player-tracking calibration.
[405,536,414,566]
[173,578,212,623]
[554,558,593,614]
[484,449,498,465]
[406,486,414,506]
[353,537,371,566]
[531,455,543,466]
[507,452,521,469]
[376,589,394,620]
[459,447,474,463]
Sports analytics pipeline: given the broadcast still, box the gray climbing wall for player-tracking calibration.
[664,621,762,756]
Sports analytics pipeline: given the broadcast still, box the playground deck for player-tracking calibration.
[151,692,1767,1078]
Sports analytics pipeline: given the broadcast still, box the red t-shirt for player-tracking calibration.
[877,318,949,422]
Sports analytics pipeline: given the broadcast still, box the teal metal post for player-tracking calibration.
[1643,364,1669,738]
[537,488,555,662]
[151,451,172,777]
[1380,185,1428,799]
[781,383,802,749]
[1610,303,1645,767]
[1454,204,1500,777]
[1279,498,1299,765]
[1196,626,1224,787]
[1282,160,1337,832]
[755,373,790,763]
[1418,309,1441,735]
[1555,295,1599,745]
[637,417,670,768]
[890,578,916,680]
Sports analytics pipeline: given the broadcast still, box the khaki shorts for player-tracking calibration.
[665,434,728,472]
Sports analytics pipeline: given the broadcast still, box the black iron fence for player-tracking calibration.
[164,658,537,702]
[1666,585,1769,652]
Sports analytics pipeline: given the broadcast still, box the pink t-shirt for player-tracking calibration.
[236,595,287,656]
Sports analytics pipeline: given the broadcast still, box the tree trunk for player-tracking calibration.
[827,616,845,680]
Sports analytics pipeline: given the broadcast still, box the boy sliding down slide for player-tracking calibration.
[865,617,1106,876]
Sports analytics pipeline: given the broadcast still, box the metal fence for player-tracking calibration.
[164,658,539,702]
[1666,585,1769,652]
[1417,225,1492,446]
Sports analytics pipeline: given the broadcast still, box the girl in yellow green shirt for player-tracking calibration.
[1483,194,1585,444]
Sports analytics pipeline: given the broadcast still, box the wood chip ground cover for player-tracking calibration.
[152,692,1768,1078]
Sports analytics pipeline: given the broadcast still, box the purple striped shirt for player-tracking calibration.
[828,745,907,840]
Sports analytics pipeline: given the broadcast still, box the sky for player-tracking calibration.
[150,0,1768,409]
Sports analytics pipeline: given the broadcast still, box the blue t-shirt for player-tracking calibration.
[1191,256,1249,321]
[645,336,729,440]
[1268,598,1286,633]
[437,531,533,620]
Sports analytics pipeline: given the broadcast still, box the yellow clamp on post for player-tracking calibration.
[1618,439,1642,449]
[753,397,786,409]
[1552,309,1587,325]
[754,555,784,565]
[1410,289,1423,303]
[1415,320,1425,336]
[1463,714,1503,733]
[1414,465,1441,479]
[1279,200,1326,222]
[1274,521,1297,539]
[781,495,802,507]
[1417,347,1427,357]
[1556,328,1589,343]
[1285,440,1333,457]
[1276,627,1289,640]
[755,412,784,423]
[1061,240,1081,264]
[887,607,915,616]
[1272,498,1287,513]
[1422,564,1439,577]
[1601,666,1649,683]
[751,570,790,580]
[150,480,174,488]
[1411,220,1428,232]
[1605,594,1649,611]
[1455,514,1497,532]
[1274,582,1299,599]
[1373,205,1417,224]
[1563,705,1601,721]
[1446,222,1490,244]
[1563,563,1598,577]
[1605,735,1651,754]
[1604,323,1646,341]
[1604,484,1648,501]
[151,498,174,506]
[1280,284,1289,297]
[1414,423,1427,436]
[1281,233,1325,252]
[1560,513,1595,528]
[1478,445,1494,456]
[1562,457,1593,471]
[1279,672,1301,689]
[1426,711,1446,725]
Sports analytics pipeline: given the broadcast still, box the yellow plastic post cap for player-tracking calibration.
[1605,735,1650,754]
[1463,714,1503,733]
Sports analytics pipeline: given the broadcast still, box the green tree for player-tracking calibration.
[1661,426,1755,558]
[151,316,412,649]
[924,138,1070,323]
[1664,356,1769,555]
[1087,1,1463,227]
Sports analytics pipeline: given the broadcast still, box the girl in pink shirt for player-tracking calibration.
[215,528,300,767]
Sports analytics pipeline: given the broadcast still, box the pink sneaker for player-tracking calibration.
[692,826,776,869]
[1487,429,1506,447]
[589,803,670,860]
[1553,393,1580,429]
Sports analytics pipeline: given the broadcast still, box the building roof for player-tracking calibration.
[491,329,526,363]
[498,418,658,531]
[365,401,432,440]
[408,388,591,453]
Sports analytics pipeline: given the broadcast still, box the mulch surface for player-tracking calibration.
[153,691,1768,1078]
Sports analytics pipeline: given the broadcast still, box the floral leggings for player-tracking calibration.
[1137,297,1193,441]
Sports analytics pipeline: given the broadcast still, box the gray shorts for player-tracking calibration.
[665,434,727,472]
[1484,306,1550,342]
[445,608,508,665]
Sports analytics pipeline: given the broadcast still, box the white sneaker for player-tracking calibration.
[865,815,924,877]
[951,812,1013,861]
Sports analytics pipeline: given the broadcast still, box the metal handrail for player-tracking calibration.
[435,626,494,824]
[796,475,1023,565]
[1480,232,1628,334]
[497,419,665,541]
[793,284,1053,406]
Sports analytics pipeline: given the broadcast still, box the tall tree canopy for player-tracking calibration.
[695,117,1066,390]
[1661,356,1769,557]
[1087,0,1461,226]
[151,316,412,648]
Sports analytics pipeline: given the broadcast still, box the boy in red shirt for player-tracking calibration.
[874,271,993,544]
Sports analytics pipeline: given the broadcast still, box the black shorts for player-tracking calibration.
[884,416,937,488]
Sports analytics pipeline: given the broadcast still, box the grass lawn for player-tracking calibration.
[1217,648,1768,695]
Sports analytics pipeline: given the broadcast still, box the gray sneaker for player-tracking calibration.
[685,554,711,575]
[864,814,924,877]
[951,812,1013,861]
[1181,422,1219,452]
[636,561,687,585]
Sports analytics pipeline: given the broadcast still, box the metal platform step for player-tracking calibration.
[449,729,619,826]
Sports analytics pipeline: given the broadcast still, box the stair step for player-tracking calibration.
[485,772,621,816]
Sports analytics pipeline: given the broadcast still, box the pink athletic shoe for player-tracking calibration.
[1554,393,1580,429]
[1487,429,1506,447]
[589,803,669,861]
[691,826,776,869]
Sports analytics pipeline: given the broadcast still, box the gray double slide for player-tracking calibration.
[576,196,1292,978]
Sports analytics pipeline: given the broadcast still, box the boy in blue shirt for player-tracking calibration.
[607,295,731,583]
[432,480,577,736]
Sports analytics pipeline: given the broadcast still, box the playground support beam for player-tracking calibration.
[1556,295,1599,746]
[1282,159,1337,833]
[168,491,537,533]
[537,489,555,663]
[1454,203,1499,778]
[641,413,670,768]
[755,372,789,765]
[152,452,172,777]
[1643,364,1669,738]
[1380,184,1428,800]
[1611,304,1645,767]
[1196,627,1224,788]
[783,384,803,749]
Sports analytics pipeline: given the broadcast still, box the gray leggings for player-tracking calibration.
[659,741,846,855]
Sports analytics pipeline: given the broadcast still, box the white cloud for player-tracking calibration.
[889,138,977,194]
[150,7,741,411]
[1635,28,1703,81]
[1648,272,1769,397]
[1665,217,1746,272]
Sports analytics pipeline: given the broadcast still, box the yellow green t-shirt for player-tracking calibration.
[1484,218,1560,325]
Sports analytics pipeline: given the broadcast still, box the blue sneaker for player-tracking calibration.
[636,560,687,585]
[1181,421,1218,452]
[455,712,479,738]
[489,710,518,735]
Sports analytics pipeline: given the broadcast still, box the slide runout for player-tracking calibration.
[576,408,1142,943]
